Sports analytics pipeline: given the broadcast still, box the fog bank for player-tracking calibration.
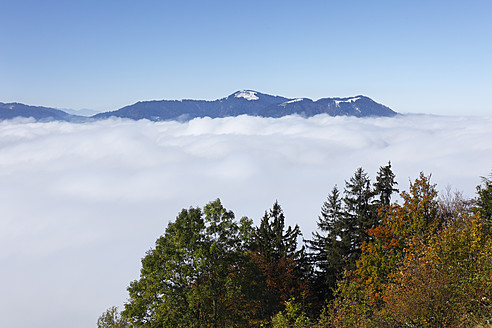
[1,114,491,327]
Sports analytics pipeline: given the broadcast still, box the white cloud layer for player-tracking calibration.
[1,114,492,327]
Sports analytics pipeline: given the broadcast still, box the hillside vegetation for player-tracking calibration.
[99,163,492,328]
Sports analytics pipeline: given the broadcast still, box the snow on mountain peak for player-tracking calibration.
[234,90,259,101]
[334,97,361,107]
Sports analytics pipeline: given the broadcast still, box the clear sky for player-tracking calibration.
[1,0,491,115]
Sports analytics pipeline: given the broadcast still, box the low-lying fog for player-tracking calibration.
[1,114,491,328]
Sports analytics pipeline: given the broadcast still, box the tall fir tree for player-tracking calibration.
[306,185,345,305]
[341,167,377,270]
[476,172,492,220]
[253,201,301,261]
[251,201,308,321]
[307,165,399,305]
[373,161,399,208]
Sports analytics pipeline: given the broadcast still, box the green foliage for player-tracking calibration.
[476,172,492,220]
[97,307,129,328]
[373,162,399,208]
[306,165,398,306]
[123,199,255,327]
[306,185,345,305]
[250,201,310,322]
[253,201,302,262]
[271,299,313,328]
[342,167,377,263]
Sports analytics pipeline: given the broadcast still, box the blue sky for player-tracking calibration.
[1,0,491,115]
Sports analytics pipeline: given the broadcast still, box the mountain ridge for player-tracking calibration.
[1,91,397,122]
[94,90,397,121]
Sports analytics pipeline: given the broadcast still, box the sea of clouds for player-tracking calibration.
[1,114,491,327]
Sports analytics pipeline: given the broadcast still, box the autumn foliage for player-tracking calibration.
[327,172,492,328]
[99,168,492,328]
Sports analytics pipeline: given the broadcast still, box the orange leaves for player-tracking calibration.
[367,221,400,250]
[250,251,309,308]
[348,174,441,310]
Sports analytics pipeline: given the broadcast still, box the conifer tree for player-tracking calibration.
[306,185,345,303]
[251,201,308,320]
[308,165,398,305]
[341,167,376,270]
[476,172,492,220]
[253,201,301,261]
[373,161,399,208]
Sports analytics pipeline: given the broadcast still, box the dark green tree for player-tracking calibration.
[306,185,345,304]
[476,172,492,220]
[373,162,399,208]
[341,167,377,270]
[253,201,302,261]
[308,166,398,306]
[250,201,309,321]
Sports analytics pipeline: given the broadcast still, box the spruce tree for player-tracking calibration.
[476,172,492,220]
[253,200,301,261]
[373,161,399,208]
[251,201,307,320]
[306,168,374,304]
[342,167,376,269]
[307,166,398,304]
[306,185,345,303]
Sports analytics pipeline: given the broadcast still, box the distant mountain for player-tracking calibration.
[94,91,397,121]
[62,108,100,117]
[0,102,89,122]
[0,91,397,122]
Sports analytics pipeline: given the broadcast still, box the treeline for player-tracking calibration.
[98,163,492,328]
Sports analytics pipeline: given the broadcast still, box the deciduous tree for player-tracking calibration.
[97,306,130,328]
[123,199,254,328]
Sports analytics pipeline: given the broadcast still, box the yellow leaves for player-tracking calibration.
[381,211,492,327]
[325,172,492,327]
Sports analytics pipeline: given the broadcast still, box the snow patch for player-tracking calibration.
[280,98,304,108]
[235,91,259,101]
[285,98,304,104]
[334,97,361,107]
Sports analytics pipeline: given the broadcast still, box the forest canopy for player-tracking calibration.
[99,164,492,328]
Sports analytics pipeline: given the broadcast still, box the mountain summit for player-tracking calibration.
[93,90,397,121]
[233,90,260,100]
[1,91,397,122]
